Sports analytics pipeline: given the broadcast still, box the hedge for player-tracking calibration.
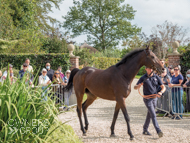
[0,53,70,74]
[180,50,190,77]
[92,57,121,69]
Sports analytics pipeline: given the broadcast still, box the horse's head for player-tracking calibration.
[144,45,164,74]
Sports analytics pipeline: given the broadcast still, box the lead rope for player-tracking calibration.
[138,88,161,99]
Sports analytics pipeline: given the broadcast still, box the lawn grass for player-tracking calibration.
[135,75,142,79]
[83,94,87,102]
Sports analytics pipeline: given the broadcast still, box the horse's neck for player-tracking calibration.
[120,52,145,84]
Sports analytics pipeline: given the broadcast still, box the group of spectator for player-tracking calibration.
[156,59,190,120]
[0,58,72,109]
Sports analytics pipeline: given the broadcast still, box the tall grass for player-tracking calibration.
[0,74,82,143]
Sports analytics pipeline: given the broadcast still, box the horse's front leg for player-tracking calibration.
[110,102,120,137]
[116,97,134,140]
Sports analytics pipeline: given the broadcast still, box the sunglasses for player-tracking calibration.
[55,73,60,74]
[66,73,70,74]
[171,73,174,74]
[174,69,179,71]
[43,71,47,73]
[23,65,28,67]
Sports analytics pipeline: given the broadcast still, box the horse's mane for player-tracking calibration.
[116,48,144,67]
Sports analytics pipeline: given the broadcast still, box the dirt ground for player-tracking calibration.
[58,79,190,143]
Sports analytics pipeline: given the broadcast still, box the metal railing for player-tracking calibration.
[156,85,190,119]
[32,84,77,108]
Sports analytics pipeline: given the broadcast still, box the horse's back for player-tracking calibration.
[73,66,129,100]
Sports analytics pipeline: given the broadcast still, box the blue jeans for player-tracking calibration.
[64,89,72,106]
[42,86,48,101]
[143,98,161,133]
[172,90,184,118]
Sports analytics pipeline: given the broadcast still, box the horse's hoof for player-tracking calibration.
[110,134,116,137]
[130,136,134,140]
[83,133,87,136]
[84,129,87,133]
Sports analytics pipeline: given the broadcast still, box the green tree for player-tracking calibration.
[0,0,64,53]
[63,0,141,50]
[122,35,144,50]
[34,0,63,32]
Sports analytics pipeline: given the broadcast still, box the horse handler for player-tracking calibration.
[134,67,165,138]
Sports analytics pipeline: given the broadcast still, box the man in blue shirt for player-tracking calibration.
[134,67,166,138]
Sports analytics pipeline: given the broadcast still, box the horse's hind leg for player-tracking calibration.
[82,92,97,132]
[110,102,120,137]
[76,92,86,136]
[117,98,134,140]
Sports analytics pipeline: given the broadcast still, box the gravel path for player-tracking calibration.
[58,79,190,143]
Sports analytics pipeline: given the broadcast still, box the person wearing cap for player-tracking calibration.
[134,67,165,138]
[19,63,34,85]
[1,64,14,81]
[169,65,184,119]
[38,68,51,101]
[39,63,54,81]
[20,58,33,73]
[63,70,71,84]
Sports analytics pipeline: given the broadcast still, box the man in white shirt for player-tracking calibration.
[20,58,33,73]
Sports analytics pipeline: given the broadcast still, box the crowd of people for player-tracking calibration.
[0,58,72,110]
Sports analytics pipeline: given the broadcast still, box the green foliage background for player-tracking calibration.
[180,50,190,77]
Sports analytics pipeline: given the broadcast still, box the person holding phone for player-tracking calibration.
[63,70,71,84]
[52,70,66,104]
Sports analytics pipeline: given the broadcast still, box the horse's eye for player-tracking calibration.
[151,56,154,59]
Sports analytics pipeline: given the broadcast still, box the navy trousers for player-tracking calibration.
[143,98,161,133]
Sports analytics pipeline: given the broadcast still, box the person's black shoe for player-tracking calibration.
[158,131,163,138]
[143,131,151,135]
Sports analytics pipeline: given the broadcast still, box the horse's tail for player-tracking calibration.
[64,68,80,91]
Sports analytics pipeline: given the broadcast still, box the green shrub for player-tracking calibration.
[0,75,81,143]
[92,57,120,69]
[183,91,187,111]
[180,50,190,77]
[41,37,68,54]
[74,47,94,66]
[0,53,70,74]
[92,49,121,58]
[137,66,146,75]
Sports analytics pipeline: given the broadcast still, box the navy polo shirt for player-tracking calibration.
[136,73,163,95]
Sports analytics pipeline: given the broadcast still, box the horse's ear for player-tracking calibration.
[146,45,150,50]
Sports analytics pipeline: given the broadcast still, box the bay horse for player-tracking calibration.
[65,46,164,140]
